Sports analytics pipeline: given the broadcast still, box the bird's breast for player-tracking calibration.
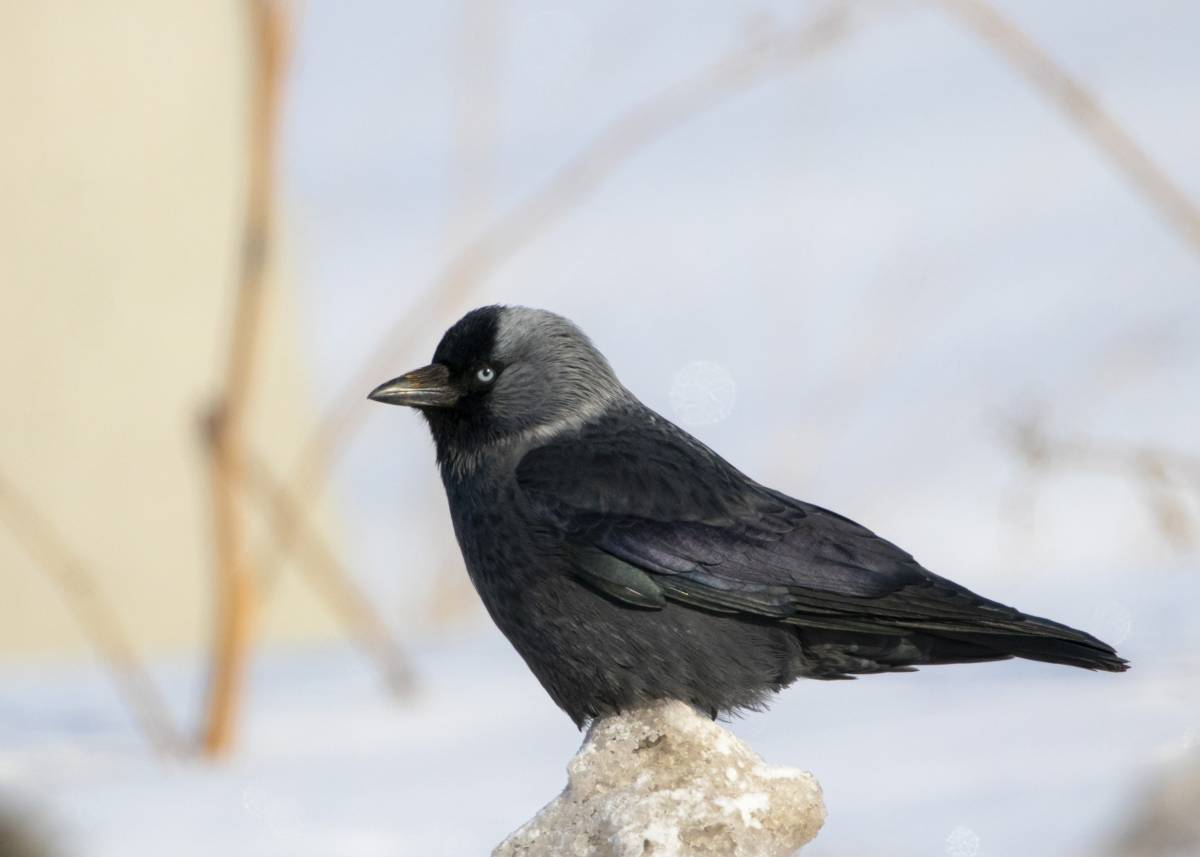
[441,468,563,617]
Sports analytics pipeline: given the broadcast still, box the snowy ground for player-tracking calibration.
[2,567,1196,857]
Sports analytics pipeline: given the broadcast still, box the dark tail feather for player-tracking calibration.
[932,612,1130,673]
[972,633,1129,672]
[795,613,1129,678]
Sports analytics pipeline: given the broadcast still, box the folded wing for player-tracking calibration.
[516,407,1126,672]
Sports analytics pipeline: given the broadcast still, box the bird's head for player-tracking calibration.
[369,305,626,466]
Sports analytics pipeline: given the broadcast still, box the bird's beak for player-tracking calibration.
[367,364,460,408]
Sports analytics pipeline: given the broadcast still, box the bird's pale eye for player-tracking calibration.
[476,365,496,384]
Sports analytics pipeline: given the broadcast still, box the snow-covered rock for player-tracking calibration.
[493,700,825,857]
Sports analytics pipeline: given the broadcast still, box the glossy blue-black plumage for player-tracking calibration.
[442,396,1125,727]
[381,306,1127,727]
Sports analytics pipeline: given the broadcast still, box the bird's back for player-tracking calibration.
[439,399,1124,725]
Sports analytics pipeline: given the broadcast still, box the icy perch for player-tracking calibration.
[493,700,825,857]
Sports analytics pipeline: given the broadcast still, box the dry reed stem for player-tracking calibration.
[243,453,416,693]
[1010,416,1200,488]
[936,0,1200,255]
[444,0,505,252]
[200,0,290,757]
[1009,416,1200,549]
[0,472,184,755]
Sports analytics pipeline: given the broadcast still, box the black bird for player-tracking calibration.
[369,306,1127,727]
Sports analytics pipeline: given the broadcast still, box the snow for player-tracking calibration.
[715,792,770,829]
[1,567,1196,857]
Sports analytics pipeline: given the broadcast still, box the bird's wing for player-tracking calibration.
[514,407,1075,640]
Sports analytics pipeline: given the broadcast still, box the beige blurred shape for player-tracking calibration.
[0,3,341,656]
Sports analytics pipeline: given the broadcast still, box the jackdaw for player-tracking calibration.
[369,306,1127,727]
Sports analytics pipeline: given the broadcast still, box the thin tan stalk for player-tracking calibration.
[0,471,184,755]
[243,453,416,693]
[200,0,289,757]
[936,0,1200,255]
[444,0,505,251]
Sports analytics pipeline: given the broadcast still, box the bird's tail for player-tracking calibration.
[797,613,1129,678]
[930,612,1129,672]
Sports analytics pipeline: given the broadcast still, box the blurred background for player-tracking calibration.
[1,1,1198,855]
